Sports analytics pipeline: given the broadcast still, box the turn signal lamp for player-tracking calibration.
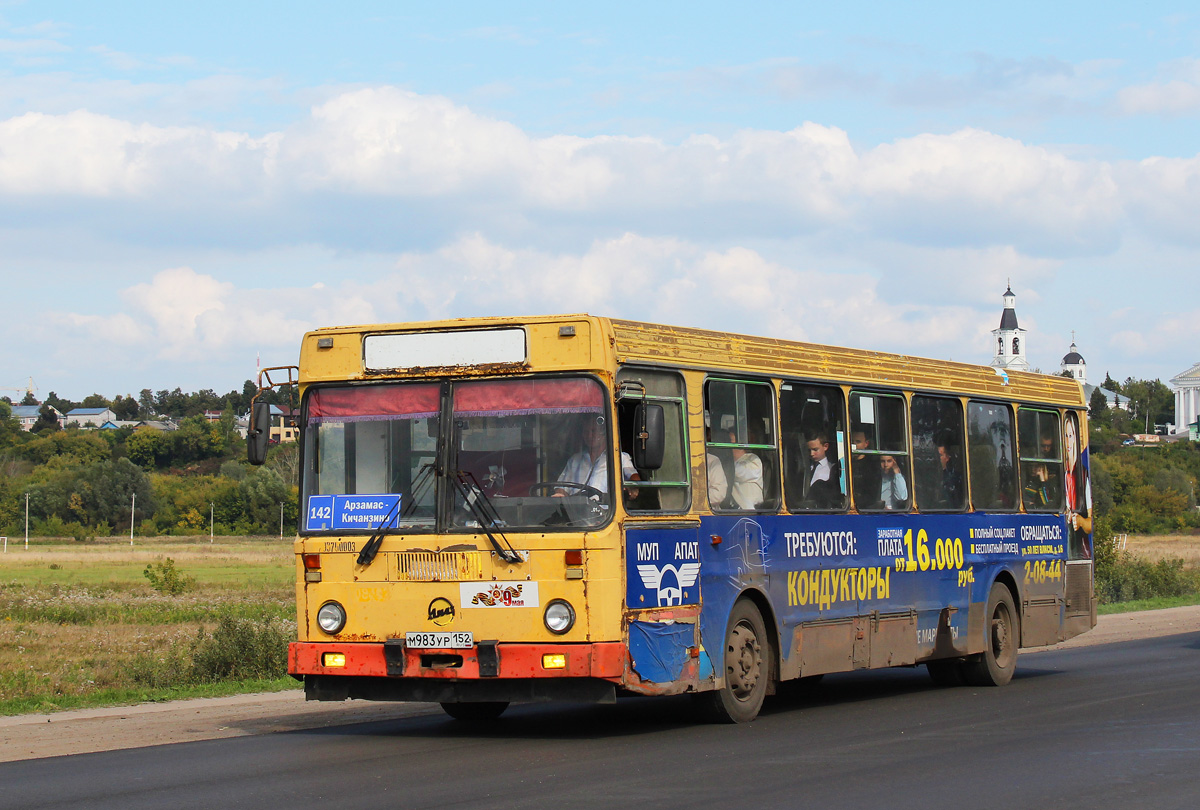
[542,654,567,670]
[323,653,346,668]
[564,550,583,565]
[303,554,322,582]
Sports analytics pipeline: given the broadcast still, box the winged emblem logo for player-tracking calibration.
[636,562,702,606]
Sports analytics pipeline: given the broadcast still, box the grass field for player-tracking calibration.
[0,536,297,716]
[2,532,1198,716]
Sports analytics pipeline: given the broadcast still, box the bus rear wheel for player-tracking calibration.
[700,599,770,723]
[962,583,1018,687]
[440,701,509,722]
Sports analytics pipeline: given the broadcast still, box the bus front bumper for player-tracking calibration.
[289,640,626,681]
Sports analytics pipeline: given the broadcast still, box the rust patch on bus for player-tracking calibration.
[364,362,531,378]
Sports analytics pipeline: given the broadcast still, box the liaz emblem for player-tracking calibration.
[427,597,455,626]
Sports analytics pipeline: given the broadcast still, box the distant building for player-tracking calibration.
[10,404,63,431]
[64,407,117,428]
[1060,339,1086,386]
[989,284,1029,373]
[1170,361,1200,434]
[1084,384,1130,412]
[269,405,297,443]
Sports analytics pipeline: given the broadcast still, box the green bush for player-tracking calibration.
[128,613,294,688]
[143,558,195,595]
[1094,516,1200,603]
[189,613,293,682]
[129,644,194,689]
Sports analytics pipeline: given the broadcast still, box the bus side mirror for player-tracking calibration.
[633,402,665,470]
[247,402,271,465]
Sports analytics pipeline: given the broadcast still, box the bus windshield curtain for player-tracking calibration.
[308,384,441,423]
[453,378,603,417]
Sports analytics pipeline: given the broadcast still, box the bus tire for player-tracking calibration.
[926,660,966,687]
[700,599,770,723]
[962,583,1018,687]
[440,701,509,722]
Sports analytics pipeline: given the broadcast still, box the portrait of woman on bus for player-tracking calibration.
[1064,413,1092,558]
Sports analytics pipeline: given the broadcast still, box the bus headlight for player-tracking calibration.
[317,601,347,634]
[544,600,576,635]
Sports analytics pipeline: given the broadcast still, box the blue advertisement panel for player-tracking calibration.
[625,526,701,608]
[619,512,1070,677]
[305,494,402,532]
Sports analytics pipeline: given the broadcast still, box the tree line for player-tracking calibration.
[0,381,298,539]
[2,375,1197,539]
[1085,374,1198,534]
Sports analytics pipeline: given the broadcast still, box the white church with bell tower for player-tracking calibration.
[990,283,1029,373]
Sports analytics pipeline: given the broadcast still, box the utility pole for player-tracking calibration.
[279,502,284,540]
[130,492,136,545]
[25,492,30,550]
[210,503,214,542]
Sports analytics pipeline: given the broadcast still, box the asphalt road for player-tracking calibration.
[3,631,1198,810]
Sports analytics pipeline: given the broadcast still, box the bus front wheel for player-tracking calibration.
[962,583,1018,687]
[440,701,509,722]
[700,599,770,723]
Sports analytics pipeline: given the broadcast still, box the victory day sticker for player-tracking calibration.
[459,582,540,608]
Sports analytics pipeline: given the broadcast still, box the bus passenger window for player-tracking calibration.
[616,368,690,513]
[967,401,1017,511]
[850,391,910,512]
[705,379,779,512]
[1019,408,1063,512]
[780,383,847,512]
[911,396,966,511]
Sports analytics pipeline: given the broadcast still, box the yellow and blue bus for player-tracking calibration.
[249,315,1095,723]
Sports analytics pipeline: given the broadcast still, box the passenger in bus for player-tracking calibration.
[936,442,964,507]
[850,429,881,509]
[728,428,763,509]
[555,417,637,497]
[879,455,908,510]
[706,428,729,506]
[805,431,841,508]
[1024,432,1061,507]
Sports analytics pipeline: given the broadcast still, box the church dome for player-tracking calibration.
[1062,341,1085,365]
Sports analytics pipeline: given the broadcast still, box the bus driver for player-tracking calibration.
[554,417,637,497]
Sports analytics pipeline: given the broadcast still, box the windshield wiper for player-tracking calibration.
[450,470,523,565]
[356,463,435,567]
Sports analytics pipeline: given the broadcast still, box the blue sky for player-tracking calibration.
[2,2,1198,404]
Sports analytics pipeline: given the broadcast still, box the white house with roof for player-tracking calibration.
[10,404,63,431]
[65,407,118,428]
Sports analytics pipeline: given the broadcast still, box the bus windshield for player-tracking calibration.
[301,376,613,533]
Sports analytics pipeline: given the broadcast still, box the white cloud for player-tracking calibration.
[0,37,69,54]
[0,85,1192,260]
[56,267,313,364]
[1117,58,1200,114]
[0,110,275,196]
[1109,309,1200,357]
